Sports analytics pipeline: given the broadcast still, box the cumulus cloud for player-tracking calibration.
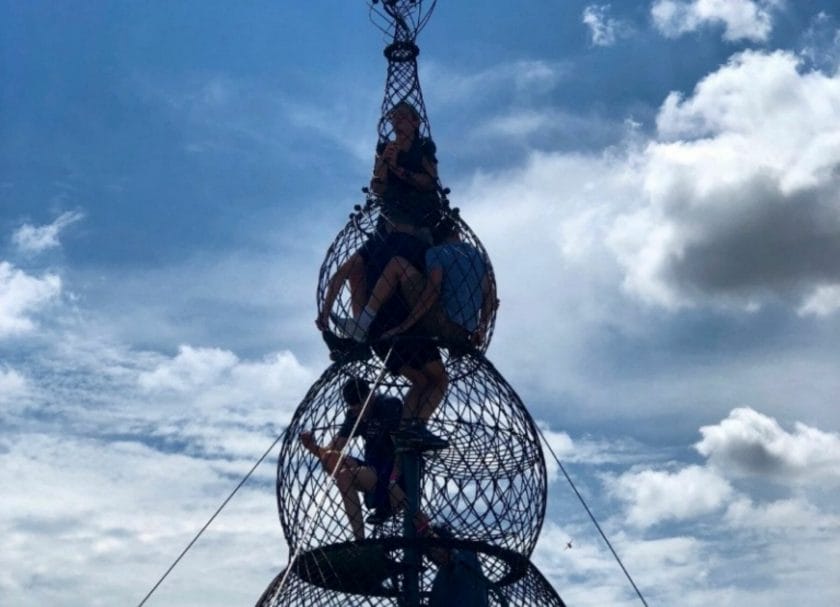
[609,50,840,310]
[798,284,840,317]
[11,210,84,254]
[582,4,630,47]
[139,345,239,392]
[651,0,776,43]
[0,367,28,405]
[609,464,733,527]
[725,496,840,531]
[0,433,285,606]
[696,407,840,483]
[0,261,61,337]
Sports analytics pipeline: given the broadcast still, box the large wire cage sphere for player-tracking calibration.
[255,550,566,607]
[316,198,498,356]
[276,353,547,558]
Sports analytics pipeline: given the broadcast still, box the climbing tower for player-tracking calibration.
[256,2,565,605]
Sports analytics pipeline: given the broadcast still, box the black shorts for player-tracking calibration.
[363,458,404,513]
[373,332,441,375]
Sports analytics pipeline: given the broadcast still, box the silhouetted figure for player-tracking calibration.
[371,101,441,229]
[299,378,431,539]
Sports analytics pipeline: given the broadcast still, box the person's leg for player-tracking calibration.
[325,455,377,541]
[335,257,422,341]
[417,359,448,422]
[348,262,367,317]
[398,364,429,423]
[367,257,419,317]
[334,467,365,540]
[393,359,449,452]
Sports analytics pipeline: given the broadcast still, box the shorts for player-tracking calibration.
[363,459,404,512]
[373,330,441,375]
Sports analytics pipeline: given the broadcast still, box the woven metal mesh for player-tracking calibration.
[367,1,435,143]
[256,2,567,604]
[317,199,498,354]
[276,353,546,557]
[256,540,566,606]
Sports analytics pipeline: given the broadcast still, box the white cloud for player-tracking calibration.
[138,346,313,411]
[0,433,286,607]
[798,284,840,317]
[0,261,61,338]
[724,496,840,531]
[424,59,568,106]
[139,345,239,392]
[651,0,776,43]
[609,50,840,309]
[0,367,28,405]
[12,210,84,254]
[538,421,650,484]
[582,4,630,47]
[696,407,840,483]
[609,464,733,527]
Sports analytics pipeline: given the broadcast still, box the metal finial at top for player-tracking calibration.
[367,0,438,40]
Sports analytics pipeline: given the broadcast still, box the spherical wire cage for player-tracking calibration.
[276,353,547,558]
[317,198,499,357]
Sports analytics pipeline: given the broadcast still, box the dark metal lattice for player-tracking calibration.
[276,354,546,556]
[255,2,567,605]
[367,1,437,143]
[317,199,498,355]
[257,540,566,606]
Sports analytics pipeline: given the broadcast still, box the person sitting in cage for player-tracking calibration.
[370,100,441,229]
[298,377,432,537]
[334,215,498,353]
[317,211,449,452]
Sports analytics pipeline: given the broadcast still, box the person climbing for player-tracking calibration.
[370,101,441,229]
[298,378,432,539]
[334,215,498,352]
[317,213,449,452]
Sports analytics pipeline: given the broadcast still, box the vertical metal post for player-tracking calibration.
[401,448,421,607]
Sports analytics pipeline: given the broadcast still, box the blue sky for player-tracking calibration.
[3,1,840,605]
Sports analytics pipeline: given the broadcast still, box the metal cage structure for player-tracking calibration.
[256,2,566,605]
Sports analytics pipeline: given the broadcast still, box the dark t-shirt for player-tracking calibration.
[359,231,428,337]
[337,395,402,469]
[378,137,441,228]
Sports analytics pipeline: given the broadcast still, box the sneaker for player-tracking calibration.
[321,330,370,362]
[330,313,368,343]
[365,507,395,525]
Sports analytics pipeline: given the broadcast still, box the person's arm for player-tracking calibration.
[472,273,499,347]
[317,253,363,331]
[383,141,438,193]
[299,431,349,474]
[382,266,442,338]
[370,145,390,195]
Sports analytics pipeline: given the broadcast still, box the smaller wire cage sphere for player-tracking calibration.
[316,199,499,357]
[276,353,547,559]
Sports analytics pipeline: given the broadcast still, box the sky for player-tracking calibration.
[2,0,840,605]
